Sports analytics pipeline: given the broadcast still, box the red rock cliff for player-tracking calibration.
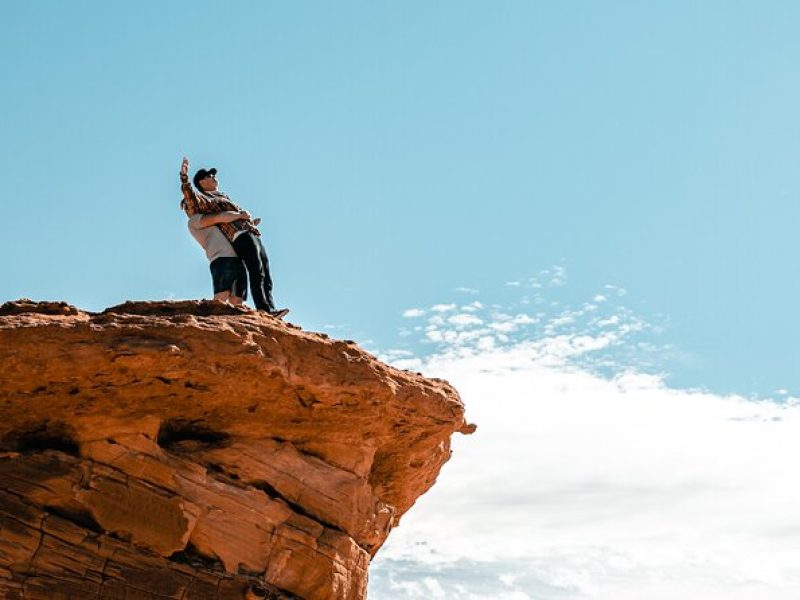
[0,300,473,600]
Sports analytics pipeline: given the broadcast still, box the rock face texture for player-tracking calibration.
[0,300,473,599]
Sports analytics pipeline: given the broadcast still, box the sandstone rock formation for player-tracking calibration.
[0,300,474,599]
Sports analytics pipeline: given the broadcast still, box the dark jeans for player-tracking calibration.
[232,232,275,311]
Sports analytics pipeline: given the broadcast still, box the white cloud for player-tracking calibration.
[422,577,447,598]
[455,287,480,294]
[549,265,567,287]
[403,308,426,318]
[371,341,800,598]
[403,276,659,376]
[490,322,517,333]
[499,573,519,587]
[372,280,800,599]
[432,303,458,313]
[425,329,443,342]
[390,357,424,371]
[488,314,537,334]
[448,313,484,327]
[476,336,495,351]
[462,301,484,312]
[604,284,628,297]
[513,314,537,325]
[596,315,620,327]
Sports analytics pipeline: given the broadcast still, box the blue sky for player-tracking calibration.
[5,2,800,397]
[4,2,800,396]
[5,3,800,597]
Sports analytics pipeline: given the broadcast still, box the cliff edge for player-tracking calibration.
[0,299,474,600]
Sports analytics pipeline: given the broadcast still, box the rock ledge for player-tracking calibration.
[0,300,472,600]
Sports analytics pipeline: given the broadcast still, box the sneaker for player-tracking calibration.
[268,308,290,319]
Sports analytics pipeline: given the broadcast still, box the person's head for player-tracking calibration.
[193,167,218,193]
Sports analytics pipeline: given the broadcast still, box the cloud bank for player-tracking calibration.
[369,278,800,599]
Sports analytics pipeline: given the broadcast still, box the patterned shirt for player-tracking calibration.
[180,175,261,241]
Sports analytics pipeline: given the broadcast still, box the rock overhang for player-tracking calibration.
[0,299,474,600]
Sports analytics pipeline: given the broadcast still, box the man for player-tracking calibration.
[180,157,288,318]
[182,202,250,306]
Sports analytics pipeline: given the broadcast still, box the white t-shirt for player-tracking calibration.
[187,214,238,262]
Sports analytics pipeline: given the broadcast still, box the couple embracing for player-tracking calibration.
[179,157,288,318]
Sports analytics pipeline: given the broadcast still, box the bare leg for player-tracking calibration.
[229,295,244,306]
[213,291,231,303]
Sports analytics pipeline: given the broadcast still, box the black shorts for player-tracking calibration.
[209,257,248,299]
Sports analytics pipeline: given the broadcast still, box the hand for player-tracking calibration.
[180,157,189,178]
[253,218,262,226]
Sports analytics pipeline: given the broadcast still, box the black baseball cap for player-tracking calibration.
[193,167,217,190]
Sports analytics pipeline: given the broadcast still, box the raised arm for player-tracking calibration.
[179,156,211,215]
